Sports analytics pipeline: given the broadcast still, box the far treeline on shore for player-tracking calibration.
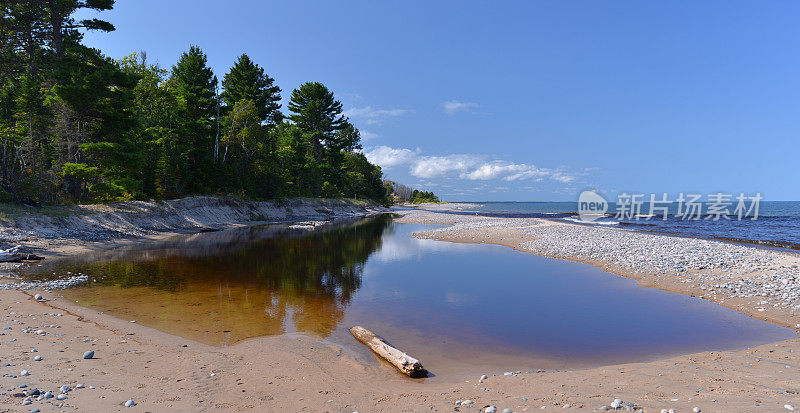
[0,1,439,208]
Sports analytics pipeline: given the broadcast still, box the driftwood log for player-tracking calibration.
[349,326,427,378]
[0,246,44,262]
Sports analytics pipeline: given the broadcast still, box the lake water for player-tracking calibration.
[441,201,800,250]
[25,215,796,378]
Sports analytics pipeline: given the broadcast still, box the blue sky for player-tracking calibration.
[78,1,800,201]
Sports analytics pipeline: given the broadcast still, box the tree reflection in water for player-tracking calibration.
[32,215,394,345]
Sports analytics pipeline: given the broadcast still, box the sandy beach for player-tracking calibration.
[1,202,799,412]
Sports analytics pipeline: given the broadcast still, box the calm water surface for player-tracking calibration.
[25,215,796,377]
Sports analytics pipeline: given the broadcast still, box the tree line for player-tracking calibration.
[384,181,440,204]
[0,1,390,205]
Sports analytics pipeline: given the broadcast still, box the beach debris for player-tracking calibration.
[124,399,136,407]
[348,326,427,378]
[83,350,95,359]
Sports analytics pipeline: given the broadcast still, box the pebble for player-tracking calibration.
[502,409,512,413]
[693,408,701,413]
[786,405,796,411]
[485,407,497,413]
[83,350,94,359]
[34,294,42,300]
[56,394,67,400]
[124,399,136,407]
[20,370,29,376]
[33,355,41,361]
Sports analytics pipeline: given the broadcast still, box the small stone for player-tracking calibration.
[31,408,40,413]
[124,399,136,407]
[43,391,53,398]
[59,385,70,393]
[785,405,796,412]
[693,408,701,413]
[20,370,29,376]
[34,294,42,300]
[480,374,488,380]
[76,384,85,389]
[33,355,41,361]
[461,400,474,406]
[502,409,512,413]
[485,407,497,413]
[56,394,67,400]
[610,401,621,409]
[82,350,94,359]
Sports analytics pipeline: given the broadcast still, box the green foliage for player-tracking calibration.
[410,189,440,204]
[0,4,389,206]
[221,54,281,124]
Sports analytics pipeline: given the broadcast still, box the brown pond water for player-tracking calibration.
[24,215,797,378]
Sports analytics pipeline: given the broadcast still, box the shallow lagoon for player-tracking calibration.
[27,215,796,377]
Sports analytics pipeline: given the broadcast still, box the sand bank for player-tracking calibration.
[0,203,798,411]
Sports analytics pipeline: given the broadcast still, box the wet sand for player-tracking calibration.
[0,204,799,411]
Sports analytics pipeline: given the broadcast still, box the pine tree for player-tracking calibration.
[170,46,218,194]
[221,54,281,124]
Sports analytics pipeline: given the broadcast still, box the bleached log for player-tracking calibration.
[0,245,22,262]
[349,326,427,378]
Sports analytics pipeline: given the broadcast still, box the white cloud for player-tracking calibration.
[461,161,550,181]
[345,106,410,125]
[364,145,579,184]
[551,171,576,183]
[410,155,482,179]
[364,145,418,167]
[360,130,379,141]
[442,100,479,115]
